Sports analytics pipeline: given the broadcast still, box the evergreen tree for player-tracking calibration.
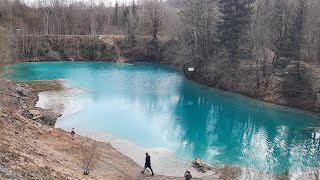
[112,2,120,27]
[129,0,138,48]
[132,0,138,30]
[218,0,253,66]
[122,6,130,26]
[122,5,136,50]
[132,0,138,18]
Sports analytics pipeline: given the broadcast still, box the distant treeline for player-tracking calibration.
[0,0,178,37]
[1,0,320,111]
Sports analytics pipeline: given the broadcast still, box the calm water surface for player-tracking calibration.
[5,62,320,175]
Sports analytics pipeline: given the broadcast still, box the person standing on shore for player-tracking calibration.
[184,170,192,180]
[71,128,75,140]
[141,152,154,176]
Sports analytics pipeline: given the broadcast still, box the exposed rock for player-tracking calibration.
[0,167,20,179]
[26,109,62,126]
[1,113,8,118]
[21,104,28,110]
[15,86,27,97]
[0,156,9,167]
[67,58,75,61]
[191,159,213,173]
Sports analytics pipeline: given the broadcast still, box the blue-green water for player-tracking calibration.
[5,62,320,175]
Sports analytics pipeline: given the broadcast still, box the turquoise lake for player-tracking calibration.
[5,62,320,176]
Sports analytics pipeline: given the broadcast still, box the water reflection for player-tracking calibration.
[6,62,320,176]
[173,80,320,175]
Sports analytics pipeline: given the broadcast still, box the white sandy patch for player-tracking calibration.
[36,86,86,118]
[77,130,213,178]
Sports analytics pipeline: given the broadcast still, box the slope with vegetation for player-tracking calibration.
[1,0,320,112]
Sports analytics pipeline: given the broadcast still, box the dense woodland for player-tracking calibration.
[1,0,320,111]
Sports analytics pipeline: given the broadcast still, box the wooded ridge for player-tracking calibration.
[1,0,320,112]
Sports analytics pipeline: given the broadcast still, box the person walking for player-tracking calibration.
[184,170,192,180]
[141,152,154,176]
[71,128,75,140]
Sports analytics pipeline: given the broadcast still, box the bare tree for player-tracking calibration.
[0,26,12,65]
[251,0,273,89]
[80,138,100,175]
[142,0,164,39]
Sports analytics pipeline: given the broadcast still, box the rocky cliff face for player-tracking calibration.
[0,79,65,179]
[0,80,62,126]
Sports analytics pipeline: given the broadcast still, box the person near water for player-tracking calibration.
[141,152,154,176]
[184,170,192,180]
[71,128,75,140]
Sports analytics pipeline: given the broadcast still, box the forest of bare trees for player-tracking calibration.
[0,0,173,37]
[174,0,320,111]
[1,0,320,111]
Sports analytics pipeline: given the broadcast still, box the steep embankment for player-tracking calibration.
[13,35,153,63]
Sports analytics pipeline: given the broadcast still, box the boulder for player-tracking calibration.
[1,113,9,118]
[15,89,24,96]
[26,109,62,126]
[191,158,213,173]
[0,156,9,167]
[67,58,75,61]
[14,83,29,96]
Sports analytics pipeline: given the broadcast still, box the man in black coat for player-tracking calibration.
[141,152,154,176]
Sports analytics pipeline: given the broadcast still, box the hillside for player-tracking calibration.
[0,79,179,179]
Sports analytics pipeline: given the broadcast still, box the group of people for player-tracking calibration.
[70,129,192,179]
